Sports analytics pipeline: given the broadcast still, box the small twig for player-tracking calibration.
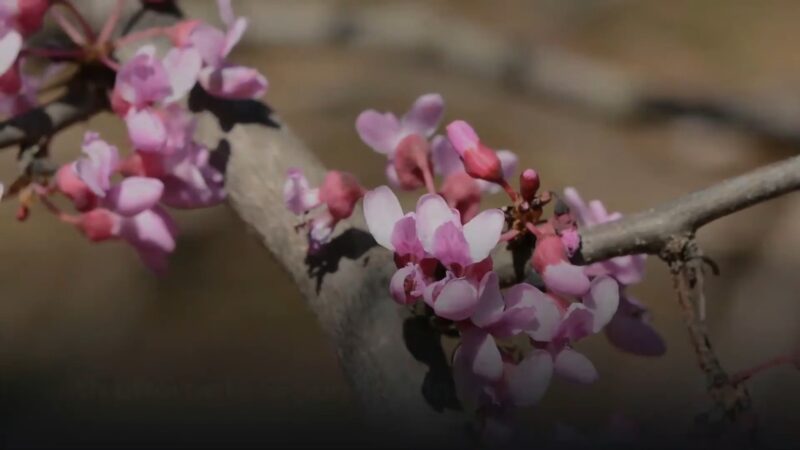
[732,351,800,385]
[663,237,754,435]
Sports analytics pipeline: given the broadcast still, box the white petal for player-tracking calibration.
[433,278,478,321]
[506,350,553,407]
[584,275,620,332]
[463,208,504,262]
[554,348,598,384]
[363,186,403,250]
[0,30,21,75]
[415,193,458,253]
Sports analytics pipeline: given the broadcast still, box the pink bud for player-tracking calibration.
[16,205,28,221]
[446,120,504,183]
[16,0,50,36]
[55,164,97,212]
[78,208,119,242]
[445,120,479,158]
[109,88,132,117]
[0,61,22,95]
[520,169,540,202]
[392,134,432,191]
[319,171,364,220]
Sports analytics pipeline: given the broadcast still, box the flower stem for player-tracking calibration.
[54,0,96,42]
[97,0,127,46]
[114,27,167,48]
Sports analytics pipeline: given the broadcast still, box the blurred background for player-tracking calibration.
[2,0,800,447]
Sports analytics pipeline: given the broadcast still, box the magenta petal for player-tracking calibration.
[433,277,478,321]
[471,272,504,328]
[504,283,560,341]
[104,177,164,217]
[283,168,320,215]
[190,23,227,66]
[431,134,464,177]
[390,214,425,260]
[505,350,553,407]
[554,303,594,345]
[355,110,402,155]
[543,262,591,297]
[222,17,247,57]
[116,45,172,107]
[583,275,620,332]
[75,132,120,196]
[390,264,418,305]
[126,108,167,152]
[415,193,459,253]
[432,221,472,269]
[401,93,444,138]
[460,328,503,381]
[554,348,598,384]
[199,65,268,100]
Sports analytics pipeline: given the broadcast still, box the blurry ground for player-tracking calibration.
[1,0,800,447]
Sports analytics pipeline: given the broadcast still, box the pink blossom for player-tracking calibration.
[445,120,507,184]
[563,187,646,286]
[74,132,121,197]
[186,0,267,99]
[531,232,591,297]
[432,135,518,195]
[356,93,444,156]
[0,0,50,77]
[284,169,364,248]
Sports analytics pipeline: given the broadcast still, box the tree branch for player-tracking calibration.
[577,154,800,263]
[190,98,467,447]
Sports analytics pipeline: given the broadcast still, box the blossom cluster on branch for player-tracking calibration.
[0,0,268,271]
[284,93,666,435]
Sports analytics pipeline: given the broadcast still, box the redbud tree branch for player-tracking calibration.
[576,153,800,263]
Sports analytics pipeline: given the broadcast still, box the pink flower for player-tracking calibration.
[356,93,444,156]
[284,169,365,248]
[187,0,268,99]
[531,232,591,297]
[0,0,50,77]
[364,186,504,272]
[445,120,507,184]
[563,187,646,286]
[74,132,120,196]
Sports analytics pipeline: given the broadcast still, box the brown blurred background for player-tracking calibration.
[2,0,800,447]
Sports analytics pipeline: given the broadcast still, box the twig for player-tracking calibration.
[662,238,753,430]
[577,154,800,264]
[731,351,800,385]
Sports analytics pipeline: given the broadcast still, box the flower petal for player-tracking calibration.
[199,64,268,100]
[390,214,424,260]
[104,177,164,217]
[363,186,403,251]
[583,275,620,332]
[355,110,402,155]
[126,108,167,152]
[432,221,472,269]
[505,350,553,407]
[0,30,21,75]
[433,277,478,321]
[462,208,504,262]
[431,134,464,177]
[401,93,444,138]
[554,348,598,384]
[460,327,503,381]
[471,272,504,328]
[505,283,561,341]
[542,261,591,297]
[415,193,458,253]
[163,46,202,103]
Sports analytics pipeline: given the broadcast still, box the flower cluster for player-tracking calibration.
[4,0,267,271]
[285,92,665,438]
[284,94,518,248]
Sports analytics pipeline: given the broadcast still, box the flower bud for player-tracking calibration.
[55,164,97,212]
[319,170,364,220]
[440,171,481,223]
[520,168,540,202]
[16,0,50,36]
[0,61,22,95]
[446,120,503,183]
[78,208,120,242]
